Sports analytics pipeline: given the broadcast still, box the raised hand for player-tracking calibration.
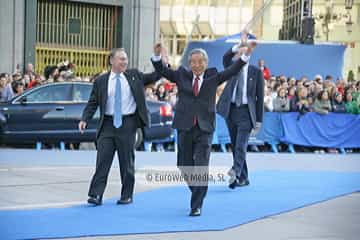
[154,43,162,56]
[160,45,169,65]
[240,29,248,47]
[245,40,257,56]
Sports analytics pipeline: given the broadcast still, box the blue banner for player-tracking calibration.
[280,112,360,148]
[214,112,360,148]
[213,114,230,145]
[256,112,283,144]
[181,41,345,80]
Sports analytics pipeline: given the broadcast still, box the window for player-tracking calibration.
[73,84,92,102]
[22,84,72,103]
[68,18,81,35]
[177,39,186,55]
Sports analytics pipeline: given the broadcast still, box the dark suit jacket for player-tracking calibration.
[216,48,264,127]
[81,69,161,139]
[152,55,247,133]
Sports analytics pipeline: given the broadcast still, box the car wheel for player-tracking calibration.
[134,128,143,149]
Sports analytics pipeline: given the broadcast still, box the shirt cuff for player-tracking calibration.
[240,54,250,62]
[232,45,239,53]
[151,55,162,62]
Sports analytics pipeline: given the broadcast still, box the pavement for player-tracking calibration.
[0,149,359,240]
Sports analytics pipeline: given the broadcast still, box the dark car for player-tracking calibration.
[0,82,174,149]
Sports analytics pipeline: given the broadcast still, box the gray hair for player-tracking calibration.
[109,48,126,58]
[188,48,209,63]
[108,48,126,65]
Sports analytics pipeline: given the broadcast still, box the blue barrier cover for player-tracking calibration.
[214,112,360,148]
[280,112,360,148]
[213,112,284,145]
[213,114,230,144]
[256,112,283,144]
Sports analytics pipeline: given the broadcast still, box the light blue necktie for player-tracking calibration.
[113,73,122,128]
[232,70,244,106]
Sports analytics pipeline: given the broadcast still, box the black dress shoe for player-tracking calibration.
[227,168,236,183]
[189,208,201,217]
[229,178,250,189]
[87,195,102,205]
[117,197,133,205]
[229,179,239,189]
[238,179,250,187]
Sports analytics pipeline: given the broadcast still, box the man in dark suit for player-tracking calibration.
[151,41,256,216]
[79,48,162,206]
[217,39,264,189]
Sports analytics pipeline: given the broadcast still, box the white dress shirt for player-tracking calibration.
[151,55,205,91]
[152,50,250,98]
[241,63,249,104]
[105,71,136,116]
[231,44,250,104]
[192,73,204,91]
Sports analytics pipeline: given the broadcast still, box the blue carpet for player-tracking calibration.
[1,171,360,240]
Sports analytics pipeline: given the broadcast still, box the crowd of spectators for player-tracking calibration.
[265,75,360,115]
[0,61,85,102]
[1,60,359,116]
[1,60,359,153]
[143,61,360,116]
[260,63,360,115]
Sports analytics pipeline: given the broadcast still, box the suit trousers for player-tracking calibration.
[177,124,213,210]
[226,103,253,180]
[88,114,137,199]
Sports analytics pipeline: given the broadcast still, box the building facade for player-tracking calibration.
[159,0,359,79]
[0,0,160,76]
[0,0,359,79]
